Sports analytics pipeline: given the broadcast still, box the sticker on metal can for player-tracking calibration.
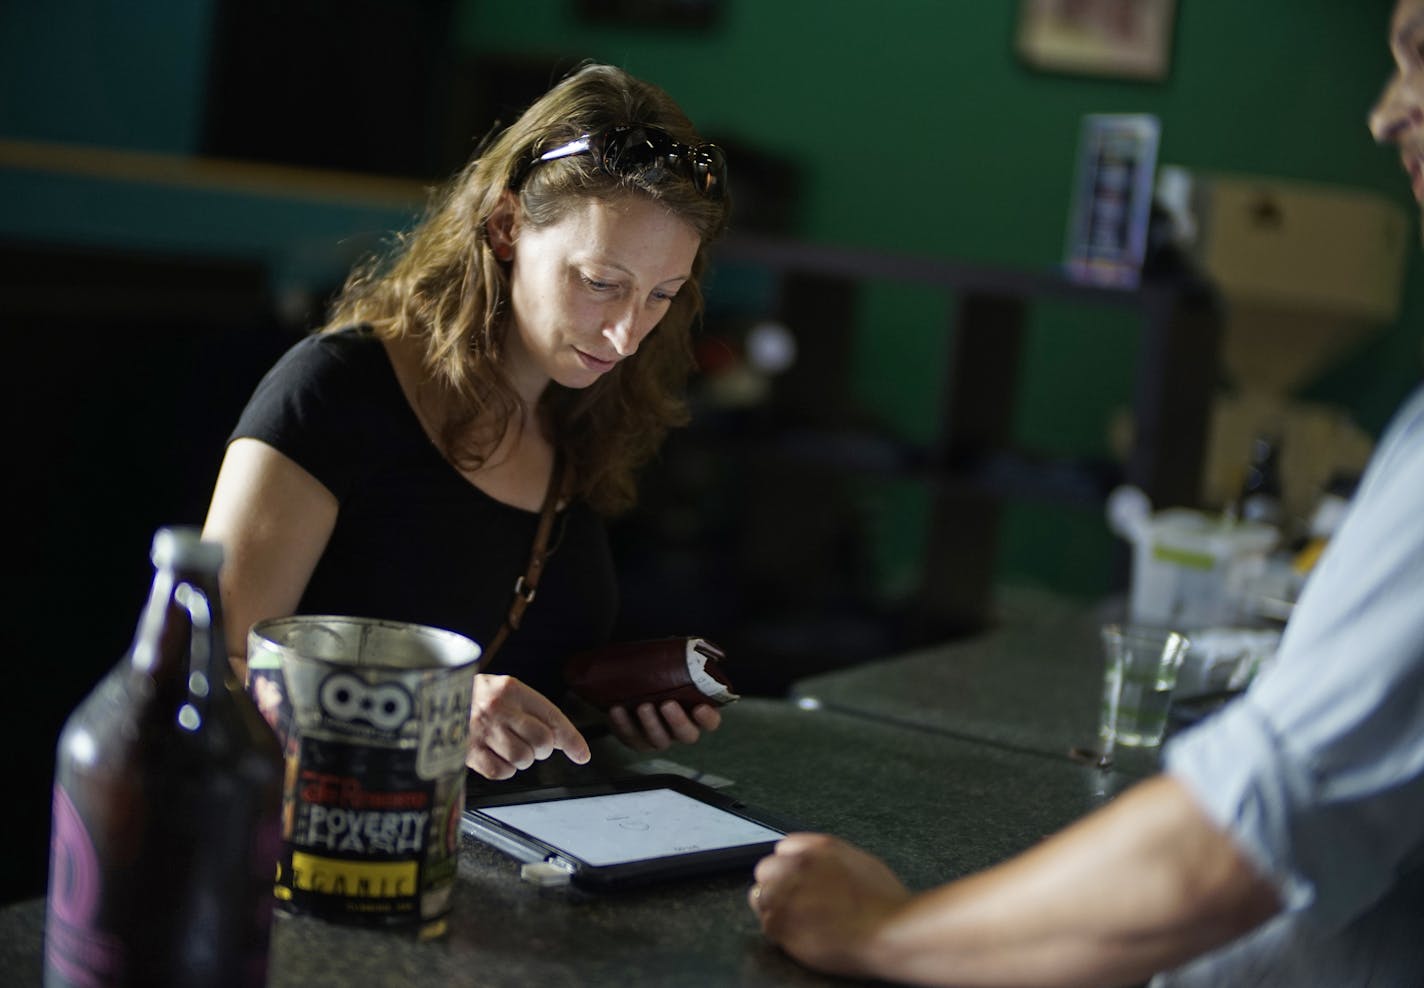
[247,616,480,936]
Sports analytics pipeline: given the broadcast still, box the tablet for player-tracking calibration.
[461,774,795,890]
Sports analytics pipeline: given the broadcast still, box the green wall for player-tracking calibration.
[1,0,212,153]
[456,2,1409,303]
[459,0,1422,599]
[0,0,420,298]
[2,0,1419,601]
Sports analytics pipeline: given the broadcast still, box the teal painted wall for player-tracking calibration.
[1,0,213,152]
[458,0,1422,599]
[0,0,420,295]
[466,2,1402,255]
[2,0,1419,600]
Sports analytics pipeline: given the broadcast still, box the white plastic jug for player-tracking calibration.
[1108,488,1278,629]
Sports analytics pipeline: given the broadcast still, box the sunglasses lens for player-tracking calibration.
[602,126,665,173]
[558,125,724,201]
[692,145,727,199]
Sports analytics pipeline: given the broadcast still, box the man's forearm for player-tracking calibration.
[860,775,1281,988]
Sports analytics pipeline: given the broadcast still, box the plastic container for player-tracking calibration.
[1124,508,1278,628]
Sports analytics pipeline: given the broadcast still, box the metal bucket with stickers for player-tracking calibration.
[245,616,480,939]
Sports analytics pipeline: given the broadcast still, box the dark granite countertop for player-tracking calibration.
[1,697,1139,986]
[791,589,1152,768]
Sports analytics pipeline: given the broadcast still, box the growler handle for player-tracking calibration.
[174,580,218,726]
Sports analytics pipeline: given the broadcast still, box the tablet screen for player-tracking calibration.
[478,787,785,867]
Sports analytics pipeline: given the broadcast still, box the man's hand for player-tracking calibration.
[749,833,911,978]
[466,674,591,779]
[748,778,1281,988]
[607,700,722,752]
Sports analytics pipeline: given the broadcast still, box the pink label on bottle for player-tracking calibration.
[45,785,125,986]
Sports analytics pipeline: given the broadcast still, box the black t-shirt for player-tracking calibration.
[230,326,618,698]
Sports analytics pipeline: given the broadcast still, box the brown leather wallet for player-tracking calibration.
[564,637,739,711]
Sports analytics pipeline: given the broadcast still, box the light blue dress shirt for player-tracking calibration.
[1156,384,1424,987]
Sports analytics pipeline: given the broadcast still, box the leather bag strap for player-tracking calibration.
[480,450,569,670]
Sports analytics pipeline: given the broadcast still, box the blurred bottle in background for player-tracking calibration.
[1238,433,1284,529]
[44,528,283,987]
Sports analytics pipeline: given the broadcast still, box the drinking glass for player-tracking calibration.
[1098,624,1190,763]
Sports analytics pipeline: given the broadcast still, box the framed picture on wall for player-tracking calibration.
[1016,0,1177,81]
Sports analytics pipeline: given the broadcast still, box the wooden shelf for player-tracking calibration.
[706,234,1223,636]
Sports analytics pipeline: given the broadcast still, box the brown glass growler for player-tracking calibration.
[44,528,284,987]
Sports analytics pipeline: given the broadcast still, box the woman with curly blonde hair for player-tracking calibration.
[203,63,731,778]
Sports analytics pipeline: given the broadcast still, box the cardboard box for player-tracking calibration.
[1191,173,1410,393]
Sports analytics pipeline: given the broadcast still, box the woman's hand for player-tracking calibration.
[467,674,592,780]
[749,833,911,978]
[606,700,722,752]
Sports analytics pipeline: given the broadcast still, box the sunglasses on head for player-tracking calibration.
[514,124,727,201]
